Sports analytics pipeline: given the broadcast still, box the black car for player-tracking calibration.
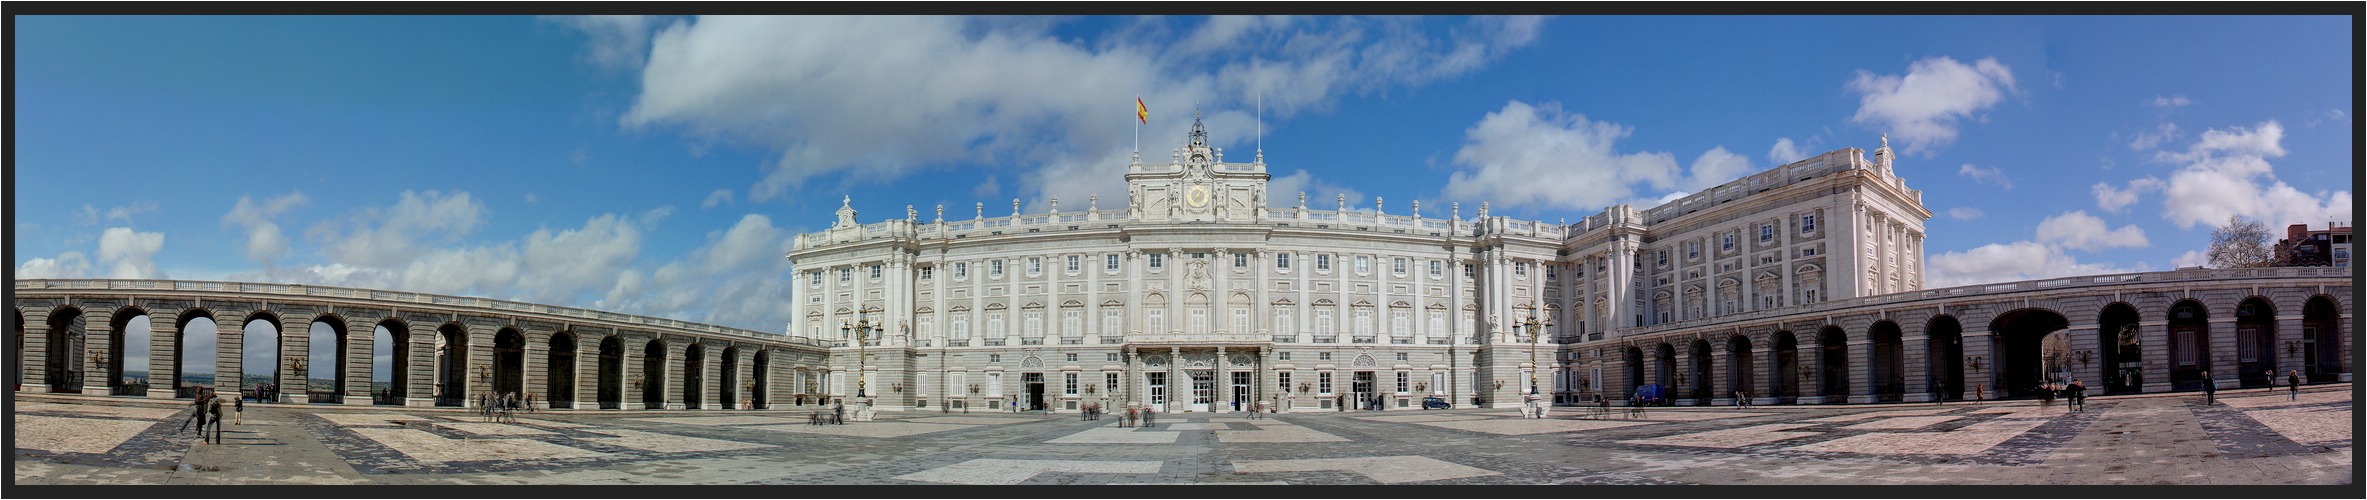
[1421,396,1453,410]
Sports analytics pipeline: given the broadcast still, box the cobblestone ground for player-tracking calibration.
[11,386,2353,485]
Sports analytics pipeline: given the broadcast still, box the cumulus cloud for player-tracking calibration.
[308,190,487,269]
[1944,207,1984,220]
[2171,250,2209,269]
[1846,56,2017,155]
[96,227,168,279]
[2148,121,2350,229]
[598,214,798,329]
[598,16,1542,207]
[544,15,665,71]
[222,192,310,267]
[2127,122,2180,151]
[1768,137,1808,165]
[1266,169,1365,210]
[1443,100,1762,212]
[701,188,735,209]
[2091,177,2163,213]
[18,252,92,279]
[2034,210,2149,252]
[2148,95,2192,108]
[105,201,160,223]
[1956,163,2011,189]
[1926,241,2136,288]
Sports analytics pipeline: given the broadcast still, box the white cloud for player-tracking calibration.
[222,192,310,267]
[2091,177,2163,213]
[1926,241,2135,288]
[2035,210,2149,252]
[1944,207,1984,220]
[2171,250,2209,269]
[701,188,735,209]
[1265,169,1364,210]
[545,15,663,71]
[18,252,91,279]
[1956,163,2011,189]
[2127,122,2180,151]
[1846,56,2017,155]
[1768,137,1807,165]
[973,176,1002,200]
[525,193,539,204]
[598,214,797,329]
[105,201,159,223]
[2148,95,2193,108]
[96,227,168,279]
[1444,100,1759,212]
[72,204,100,227]
[2149,121,2351,229]
[601,16,1541,206]
[308,190,488,269]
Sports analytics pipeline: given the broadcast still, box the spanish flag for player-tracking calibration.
[1136,97,1149,124]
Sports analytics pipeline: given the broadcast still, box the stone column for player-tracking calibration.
[1168,346,1182,412]
[2135,321,2169,393]
[1214,346,1229,412]
[214,311,246,400]
[1797,341,1823,404]
[620,337,644,410]
[700,346,724,410]
[2206,317,2238,390]
[344,318,377,405]
[1673,343,1700,405]
[81,309,113,395]
[522,330,546,409]
[1125,347,1140,407]
[22,308,51,393]
[280,318,310,404]
[2274,315,2306,378]
[1846,339,1875,403]
[573,333,602,410]
[405,323,437,407]
[1751,343,1777,405]
[146,312,180,399]
[1962,330,1996,400]
[2062,326,2101,397]
[466,324,497,408]
[664,340,688,410]
[1901,333,1933,402]
[1638,349,1661,400]
[1709,348,1732,406]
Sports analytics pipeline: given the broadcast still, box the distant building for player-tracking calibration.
[2277,223,2352,267]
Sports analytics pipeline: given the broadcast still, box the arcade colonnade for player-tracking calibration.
[1592,272,2350,406]
[11,280,833,410]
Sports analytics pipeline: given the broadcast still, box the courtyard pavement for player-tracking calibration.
[9,386,2353,486]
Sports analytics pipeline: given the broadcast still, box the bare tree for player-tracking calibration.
[2206,215,2276,268]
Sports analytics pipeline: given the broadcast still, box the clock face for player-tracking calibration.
[1186,185,1211,208]
[1191,153,1207,163]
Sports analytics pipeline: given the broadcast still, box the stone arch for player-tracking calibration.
[1925,315,1965,400]
[1991,308,2072,398]
[1687,338,1713,404]
[2097,303,2142,394]
[683,342,706,409]
[752,349,772,409]
[305,312,350,403]
[1622,346,1645,400]
[1818,325,1848,403]
[547,331,578,408]
[598,334,624,409]
[720,345,740,410]
[241,310,287,401]
[108,306,154,396]
[12,308,25,390]
[492,327,526,402]
[2235,296,2277,388]
[1771,330,1800,402]
[1727,334,1754,401]
[2166,299,2210,390]
[43,305,87,393]
[1869,320,1905,402]
[1653,342,1676,391]
[369,317,408,405]
[172,309,219,399]
[642,338,668,409]
[433,322,468,406]
[2301,295,2344,382]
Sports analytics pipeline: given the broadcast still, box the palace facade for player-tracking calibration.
[788,117,1929,412]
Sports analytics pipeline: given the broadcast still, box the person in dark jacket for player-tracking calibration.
[2286,370,2301,401]
[182,388,211,434]
[2065,379,2087,412]
[205,393,226,444]
[2201,371,2217,405]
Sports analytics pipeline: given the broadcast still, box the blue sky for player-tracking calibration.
[15,15,2356,340]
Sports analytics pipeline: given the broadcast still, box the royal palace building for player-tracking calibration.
[786,116,1934,413]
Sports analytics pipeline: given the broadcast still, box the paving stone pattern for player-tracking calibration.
[10,387,2355,485]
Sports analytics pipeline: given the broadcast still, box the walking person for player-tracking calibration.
[181,389,210,434]
[2286,370,2301,401]
[2201,370,2217,405]
[205,392,226,445]
[2065,379,2087,412]
[2265,369,2277,395]
[234,394,245,425]
[1121,407,1135,428]
[832,401,845,425]
[1142,407,1156,426]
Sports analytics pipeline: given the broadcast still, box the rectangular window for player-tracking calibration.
[1148,309,1166,333]
[1067,255,1080,272]
[1101,309,1121,337]
[1276,253,1292,270]
[1723,233,1735,251]
[1658,251,1668,267]
[1354,308,1375,336]
[840,268,851,283]
[1106,254,1119,271]
[951,316,970,339]
[1065,353,1078,362]
[1319,352,1332,361]
[1317,254,1332,271]
[2176,330,2196,366]
[987,313,1006,339]
[1316,309,1335,336]
[1065,373,1079,396]
[1028,257,1042,274]
[1235,253,1249,269]
[1106,372,1120,394]
[991,260,1005,276]
[2238,327,2259,363]
[1390,310,1410,337]
[1023,311,1043,338]
[1393,257,1407,274]
[1233,309,1250,333]
[1761,224,1773,242]
[1279,371,1292,392]
[1464,264,1476,278]
[1429,260,1442,276]
[1546,266,1557,280]
[1149,253,1164,270]
[1274,308,1294,337]
[1319,372,1333,394]
[1355,256,1370,274]
[1802,214,1817,233]
[990,354,1002,363]
[920,267,933,280]
[1688,242,1699,259]
[1189,308,1209,335]
[1107,353,1120,362]
[1279,352,1292,361]
[811,272,822,286]
[870,265,882,279]
[1063,310,1082,338]
[987,372,1003,397]
[1396,352,1409,361]
[1396,372,1409,393]
[955,262,968,279]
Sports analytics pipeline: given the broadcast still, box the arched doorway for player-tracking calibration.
[2302,296,2343,382]
[720,347,740,410]
[46,306,87,393]
[435,323,468,407]
[547,332,577,409]
[492,328,525,402]
[1653,343,1676,392]
[1926,316,1964,400]
[752,350,771,409]
[642,339,667,409]
[176,312,219,398]
[1771,331,1799,403]
[1870,321,1905,402]
[372,320,408,405]
[2097,304,2142,394]
[1993,308,2072,399]
[13,309,25,390]
[1622,346,1644,401]
[683,343,706,410]
[242,312,284,402]
[1819,326,1848,403]
[2167,300,2210,391]
[598,335,623,409]
[1687,339,1712,405]
[1727,335,1754,401]
[2235,297,2276,388]
[110,308,153,396]
[308,317,348,404]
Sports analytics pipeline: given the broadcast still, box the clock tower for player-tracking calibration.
[1127,112,1268,223]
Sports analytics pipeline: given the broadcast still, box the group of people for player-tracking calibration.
[476,392,533,423]
[177,388,237,444]
[1078,403,1104,421]
[1115,406,1158,428]
[809,401,846,425]
[251,382,280,403]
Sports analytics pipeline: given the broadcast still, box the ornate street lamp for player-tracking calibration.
[842,313,875,399]
[1514,305,1553,396]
